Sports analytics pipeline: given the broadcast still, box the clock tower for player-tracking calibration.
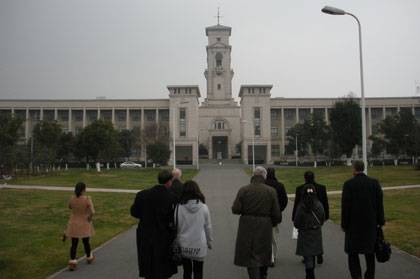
[203,24,235,106]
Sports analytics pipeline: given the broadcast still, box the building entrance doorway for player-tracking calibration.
[212,136,228,159]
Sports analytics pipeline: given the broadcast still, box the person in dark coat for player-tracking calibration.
[265,167,288,266]
[341,161,385,279]
[292,171,329,264]
[130,170,178,279]
[232,166,282,279]
[171,168,184,201]
[293,184,325,279]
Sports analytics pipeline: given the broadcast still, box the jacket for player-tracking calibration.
[65,195,95,238]
[176,199,213,260]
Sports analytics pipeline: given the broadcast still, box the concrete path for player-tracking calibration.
[48,165,420,278]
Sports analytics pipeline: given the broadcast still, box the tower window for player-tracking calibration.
[217,84,221,90]
[215,52,223,67]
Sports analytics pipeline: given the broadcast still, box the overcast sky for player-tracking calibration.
[1,0,420,100]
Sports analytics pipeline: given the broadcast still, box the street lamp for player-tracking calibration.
[322,6,368,174]
[242,120,255,172]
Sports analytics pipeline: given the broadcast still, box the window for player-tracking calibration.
[179,108,186,137]
[116,110,126,122]
[130,110,141,121]
[385,107,397,117]
[217,84,221,90]
[145,110,156,122]
[215,52,223,67]
[270,109,280,120]
[159,109,169,122]
[415,107,420,122]
[217,37,221,42]
[73,110,83,122]
[254,107,261,136]
[271,127,278,137]
[271,144,280,157]
[214,120,225,130]
[58,110,69,121]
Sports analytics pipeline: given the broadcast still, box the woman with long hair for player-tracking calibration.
[176,180,213,279]
[65,182,95,270]
[293,184,325,279]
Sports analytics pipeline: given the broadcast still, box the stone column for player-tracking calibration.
[126,108,130,130]
[54,108,58,121]
[68,109,72,133]
[111,108,115,125]
[281,107,285,155]
[25,108,29,140]
[40,108,44,121]
[82,108,86,128]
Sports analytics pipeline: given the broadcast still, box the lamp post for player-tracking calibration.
[322,6,368,174]
[242,120,255,171]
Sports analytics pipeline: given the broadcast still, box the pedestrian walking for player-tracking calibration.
[175,180,213,279]
[342,161,385,279]
[292,171,329,264]
[265,167,288,266]
[130,170,178,279]
[232,166,282,279]
[65,182,95,271]
[293,184,325,279]
[171,168,184,201]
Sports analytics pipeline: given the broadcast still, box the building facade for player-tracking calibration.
[1,23,420,166]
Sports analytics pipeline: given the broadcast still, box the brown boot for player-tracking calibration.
[68,260,77,271]
[86,254,95,264]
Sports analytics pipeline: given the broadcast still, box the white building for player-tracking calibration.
[1,23,420,166]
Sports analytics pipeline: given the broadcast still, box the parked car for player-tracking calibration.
[120,161,142,168]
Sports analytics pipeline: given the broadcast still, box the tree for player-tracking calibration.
[285,124,308,160]
[302,113,329,167]
[74,120,119,171]
[0,114,24,174]
[32,120,62,171]
[139,123,170,167]
[369,134,386,165]
[118,129,135,160]
[329,97,362,164]
[380,109,418,165]
[57,132,76,170]
[147,142,171,166]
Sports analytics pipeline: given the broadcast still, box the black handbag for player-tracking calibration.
[375,227,391,263]
[171,204,183,265]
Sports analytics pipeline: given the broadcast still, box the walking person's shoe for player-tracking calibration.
[86,253,95,264]
[68,260,77,271]
[317,255,323,264]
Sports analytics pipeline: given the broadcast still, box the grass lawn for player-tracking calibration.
[8,168,198,190]
[245,166,420,193]
[328,188,420,258]
[0,189,137,279]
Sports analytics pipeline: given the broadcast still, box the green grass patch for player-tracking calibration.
[245,166,420,193]
[8,168,198,190]
[0,189,137,279]
[328,188,420,258]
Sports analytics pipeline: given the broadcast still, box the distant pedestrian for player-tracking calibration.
[293,184,325,279]
[65,182,95,271]
[265,167,288,265]
[232,166,282,279]
[130,170,178,279]
[292,171,329,264]
[342,161,385,279]
[171,168,184,201]
[176,180,213,279]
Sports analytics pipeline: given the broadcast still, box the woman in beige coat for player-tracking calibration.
[65,182,95,270]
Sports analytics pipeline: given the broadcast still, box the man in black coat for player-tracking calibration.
[292,171,329,264]
[342,161,385,279]
[130,170,178,279]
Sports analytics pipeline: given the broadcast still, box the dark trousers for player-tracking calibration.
[348,253,375,279]
[246,266,268,279]
[182,258,203,279]
[70,237,91,260]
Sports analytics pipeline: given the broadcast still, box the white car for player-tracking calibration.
[120,161,142,168]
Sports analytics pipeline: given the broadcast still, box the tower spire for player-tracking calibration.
[215,7,222,25]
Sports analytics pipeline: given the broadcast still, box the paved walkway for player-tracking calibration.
[43,165,420,278]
